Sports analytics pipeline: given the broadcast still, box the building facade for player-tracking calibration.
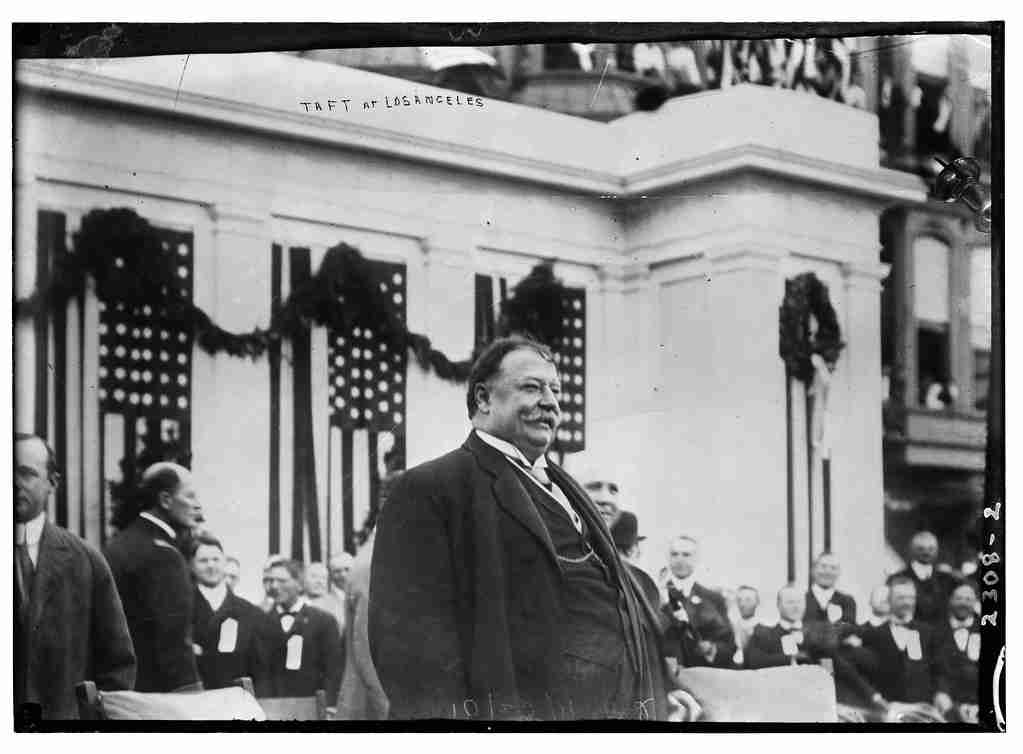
[17,51,927,615]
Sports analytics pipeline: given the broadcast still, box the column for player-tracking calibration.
[193,203,272,596]
[14,164,38,433]
[832,261,889,610]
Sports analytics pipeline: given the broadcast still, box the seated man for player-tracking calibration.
[862,575,939,705]
[747,585,884,710]
[805,552,857,626]
[934,583,981,722]
[265,559,344,710]
[661,535,736,668]
[730,586,762,667]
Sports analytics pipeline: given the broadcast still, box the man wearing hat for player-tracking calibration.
[611,511,660,609]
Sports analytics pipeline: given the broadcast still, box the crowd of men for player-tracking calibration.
[13,336,983,723]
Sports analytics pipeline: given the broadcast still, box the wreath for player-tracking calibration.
[779,271,845,384]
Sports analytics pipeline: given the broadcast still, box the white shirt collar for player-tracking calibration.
[475,429,547,472]
[668,574,697,598]
[950,615,975,630]
[738,615,761,629]
[139,511,177,540]
[910,561,934,580]
[198,582,228,611]
[867,614,889,627]
[810,583,835,608]
[277,596,307,615]
[779,619,803,631]
[15,511,46,546]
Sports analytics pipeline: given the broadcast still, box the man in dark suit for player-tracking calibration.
[104,462,204,692]
[934,583,981,722]
[609,510,660,609]
[862,575,940,704]
[369,336,698,721]
[14,434,136,721]
[265,559,344,711]
[889,531,961,627]
[189,533,275,695]
[805,552,857,626]
[746,584,884,709]
[660,535,736,669]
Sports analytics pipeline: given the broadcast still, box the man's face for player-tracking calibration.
[160,471,203,531]
[262,569,277,599]
[15,438,56,523]
[191,544,224,588]
[224,560,240,590]
[584,480,621,527]
[812,555,840,589]
[949,585,977,620]
[890,583,917,620]
[267,566,302,608]
[474,348,561,461]
[668,538,698,580]
[778,589,807,623]
[911,534,938,564]
[329,557,353,590]
[736,589,760,620]
[305,565,328,598]
[869,587,891,618]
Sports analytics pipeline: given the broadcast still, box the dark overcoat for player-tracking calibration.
[266,603,345,703]
[369,432,667,721]
[104,515,200,692]
[192,587,276,696]
[15,521,136,720]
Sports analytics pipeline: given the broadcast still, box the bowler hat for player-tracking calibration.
[611,511,645,551]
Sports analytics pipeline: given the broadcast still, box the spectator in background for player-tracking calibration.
[317,552,355,637]
[745,585,812,668]
[259,554,288,614]
[105,462,204,692]
[224,556,241,592]
[189,533,274,695]
[14,434,136,721]
[890,531,961,627]
[583,477,622,529]
[308,560,347,639]
[336,474,399,720]
[805,552,857,626]
[661,535,736,668]
[862,585,893,631]
[730,585,762,666]
[934,583,981,722]
[862,576,939,705]
[610,511,659,608]
[265,559,344,710]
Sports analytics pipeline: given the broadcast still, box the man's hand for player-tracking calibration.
[934,691,954,717]
[667,688,702,722]
[698,640,717,663]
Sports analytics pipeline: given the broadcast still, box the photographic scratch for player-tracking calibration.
[174,54,191,108]
[590,59,611,109]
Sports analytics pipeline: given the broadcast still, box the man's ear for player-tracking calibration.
[473,382,490,414]
[49,471,62,490]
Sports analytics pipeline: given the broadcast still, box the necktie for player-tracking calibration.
[16,543,35,611]
[522,460,553,490]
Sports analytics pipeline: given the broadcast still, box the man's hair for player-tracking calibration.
[736,585,759,597]
[137,463,184,512]
[187,532,224,559]
[911,530,938,546]
[263,553,288,572]
[813,551,838,566]
[15,432,59,478]
[225,555,241,567]
[669,534,699,549]
[268,558,304,582]
[952,581,977,598]
[886,573,917,591]
[776,582,804,601]
[465,335,556,419]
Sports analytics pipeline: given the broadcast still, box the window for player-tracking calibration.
[913,236,952,409]
[971,246,992,410]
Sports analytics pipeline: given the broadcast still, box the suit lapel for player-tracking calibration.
[464,433,558,565]
[30,522,72,628]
